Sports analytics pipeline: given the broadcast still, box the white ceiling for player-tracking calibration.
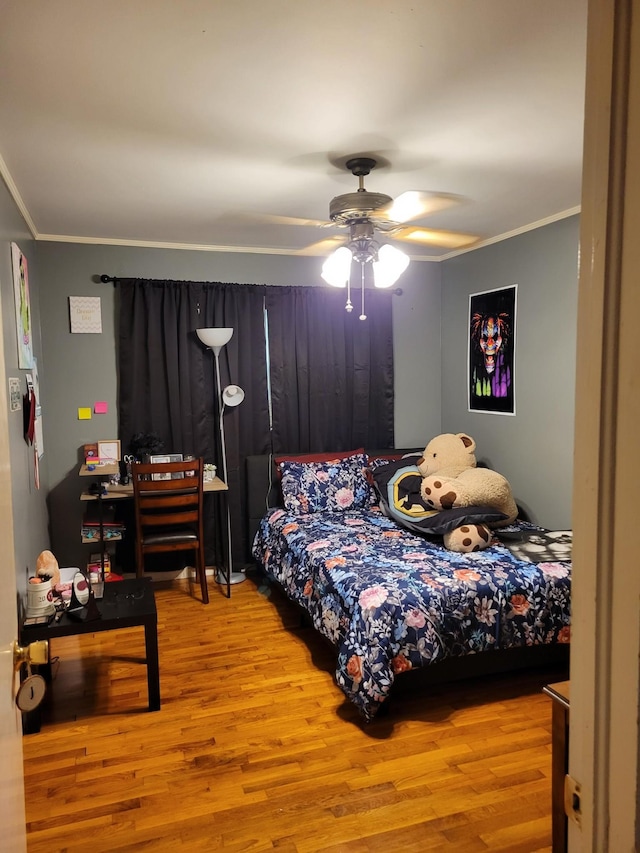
[0,0,588,261]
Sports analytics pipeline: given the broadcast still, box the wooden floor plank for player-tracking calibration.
[23,573,567,851]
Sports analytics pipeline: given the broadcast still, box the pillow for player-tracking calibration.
[371,458,508,535]
[274,448,365,477]
[365,452,421,504]
[279,451,371,515]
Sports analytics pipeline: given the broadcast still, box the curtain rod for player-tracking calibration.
[99,274,402,295]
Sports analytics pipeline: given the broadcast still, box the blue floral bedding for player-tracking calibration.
[252,506,571,721]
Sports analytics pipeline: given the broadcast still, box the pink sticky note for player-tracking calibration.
[94,401,108,414]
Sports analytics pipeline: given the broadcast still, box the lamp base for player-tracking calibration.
[216,569,246,585]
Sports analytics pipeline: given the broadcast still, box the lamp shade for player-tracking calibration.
[196,327,233,350]
[373,244,410,289]
[222,384,245,407]
[321,246,352,288]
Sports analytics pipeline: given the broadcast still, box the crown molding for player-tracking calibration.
[3,144,580,265]
[433,206,582,261]
[35,233,317,256]
[35,205,583,261]
[0,152,38,238]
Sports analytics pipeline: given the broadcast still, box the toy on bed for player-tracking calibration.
[371,433,517,552]
[417,432,518,551]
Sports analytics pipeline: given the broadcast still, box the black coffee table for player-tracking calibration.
[20,577,160,732]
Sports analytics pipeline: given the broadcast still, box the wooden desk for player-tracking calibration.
[79,465,228,498]
[79,466,231,595]
[543,680,570,853]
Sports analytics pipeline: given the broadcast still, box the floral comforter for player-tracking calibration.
[252,507,571,721]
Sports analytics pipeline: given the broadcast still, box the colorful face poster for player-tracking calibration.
[468,284,517,415]
[11,242,34,369]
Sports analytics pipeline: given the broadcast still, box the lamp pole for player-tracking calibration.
[213,348,233,586]
[196,327,246,587]
[218,384,246,585]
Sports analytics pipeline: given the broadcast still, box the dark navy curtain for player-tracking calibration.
[117,279,394,566]
[265,286,395,453]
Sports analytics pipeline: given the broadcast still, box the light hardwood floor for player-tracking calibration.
[23,573,567,852]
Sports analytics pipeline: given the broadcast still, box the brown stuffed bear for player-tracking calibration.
[417,432,518,552]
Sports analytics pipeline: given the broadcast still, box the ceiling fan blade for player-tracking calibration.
[295,236,347,256]
[247,212,333,229]
[392,226,480,250]
[373,191,463,225]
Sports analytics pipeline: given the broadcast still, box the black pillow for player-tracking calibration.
[370,459,508,535]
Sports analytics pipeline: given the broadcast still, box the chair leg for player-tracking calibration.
[135,542,144,579]
[197,547,209,604]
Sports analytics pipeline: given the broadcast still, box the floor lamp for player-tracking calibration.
[196,327,246,586]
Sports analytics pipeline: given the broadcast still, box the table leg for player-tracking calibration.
[144,619,161,711]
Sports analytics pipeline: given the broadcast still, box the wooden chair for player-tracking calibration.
[131,457,208,604]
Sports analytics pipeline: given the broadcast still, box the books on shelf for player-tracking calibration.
[87,552,111,575]
[81,505,125,542]
[81,525,124,543]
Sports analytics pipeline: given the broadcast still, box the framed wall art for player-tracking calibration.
[468,284,517,415]
[11,242,34,369]
[97,439,121,462]
[69,296,102,333]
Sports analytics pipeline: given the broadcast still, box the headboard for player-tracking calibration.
[245,448,422,553]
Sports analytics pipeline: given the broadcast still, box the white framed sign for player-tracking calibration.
[69,296,102,333]
[98,440,121,461]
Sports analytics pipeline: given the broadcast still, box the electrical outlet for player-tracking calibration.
[564,774,582,828]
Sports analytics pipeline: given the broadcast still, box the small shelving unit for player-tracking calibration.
[79,463,130,582]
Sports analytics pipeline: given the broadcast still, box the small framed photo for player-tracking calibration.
[149,454,172,480]
[166,452,184,478]
[98,440,121,462]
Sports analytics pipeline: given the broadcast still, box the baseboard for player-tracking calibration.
[119,566,241,582]
[118,564,256,581]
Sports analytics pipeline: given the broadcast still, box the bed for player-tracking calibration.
[248,449,571,721]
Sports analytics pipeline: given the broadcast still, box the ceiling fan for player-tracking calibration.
[260,156,479,257]
[257,156,480,318]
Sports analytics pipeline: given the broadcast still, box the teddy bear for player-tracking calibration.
[416,432,518,552]
[35,548,61,586]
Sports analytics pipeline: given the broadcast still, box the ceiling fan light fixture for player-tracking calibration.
[321,245,352,287]
[373,244,410,288]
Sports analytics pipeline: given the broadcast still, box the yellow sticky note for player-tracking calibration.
[78,407,92,420]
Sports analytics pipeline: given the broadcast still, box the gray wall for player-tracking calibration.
[440,215,580,528]
[36,242,441,568]
[0,179,50,599]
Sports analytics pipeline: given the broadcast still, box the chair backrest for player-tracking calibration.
[131,457,204,539]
